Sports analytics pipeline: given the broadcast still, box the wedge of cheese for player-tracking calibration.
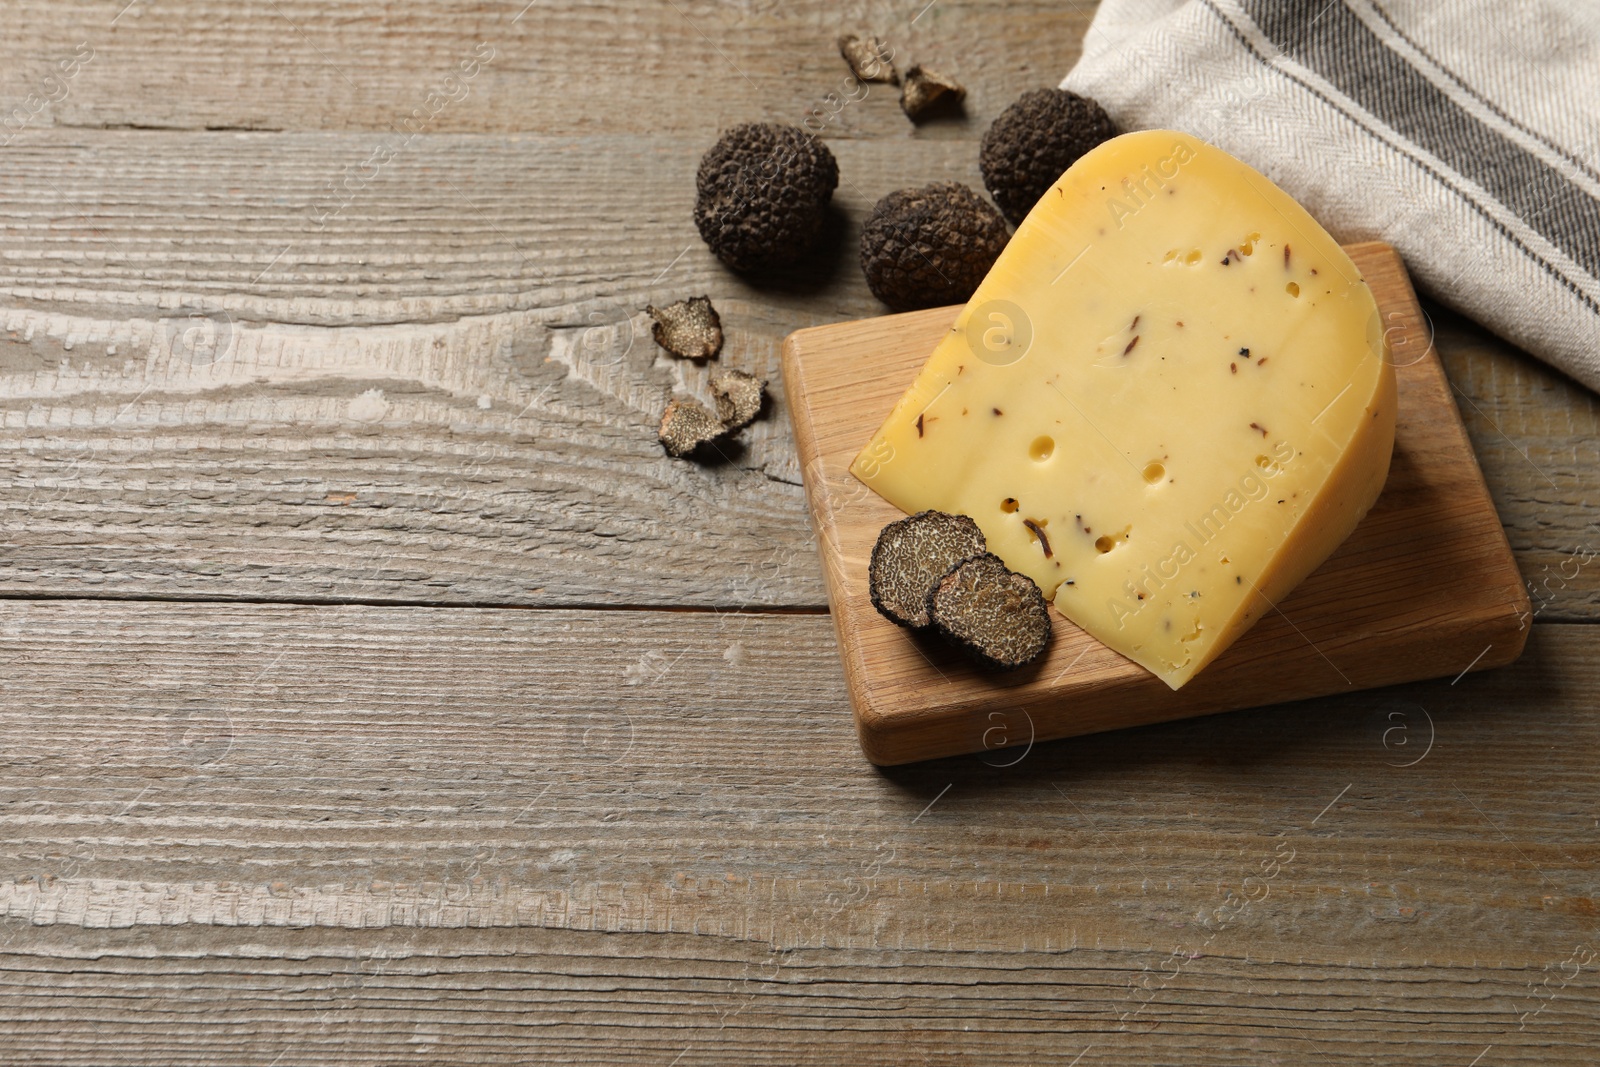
[850,130,1395,689]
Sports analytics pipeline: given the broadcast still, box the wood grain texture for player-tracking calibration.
[1,926,1596,1066]
[0,127,1023,608]
[0,17,1593,613]
[785,243,1530,763]
[3,2,1090,136]
[0,599,1595,1063]
[1,0,1597,1061]
[1430,301,1600,622]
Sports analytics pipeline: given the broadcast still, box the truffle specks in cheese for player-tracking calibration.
[850,130,1396,689]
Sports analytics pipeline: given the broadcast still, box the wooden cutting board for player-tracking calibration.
[782,241,1531,766]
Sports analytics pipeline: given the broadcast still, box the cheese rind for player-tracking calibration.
[850,131,1396,689]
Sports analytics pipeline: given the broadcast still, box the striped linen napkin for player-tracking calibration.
[1061,0,1600,393]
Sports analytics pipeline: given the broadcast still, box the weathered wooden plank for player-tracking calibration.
[1433,302,1600,622]
[0,602,1593,948]
[0,601,1594,1059]
[0,129,1595,612]
[3,0,1096,613]
[0,925,1592,1065]
[4,2,1092,137]
[0,130,928,607]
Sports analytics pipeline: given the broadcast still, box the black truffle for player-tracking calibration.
[648,296,723,360]
[710,368,766,431]
[838,34,898,84]
[925,553,1052,670]
[980,88,1118,226]
[694,123,839,273]
[869,510,987,629]
[859,183,1010,311]
[658,396,725,458]
[900,65,965,121]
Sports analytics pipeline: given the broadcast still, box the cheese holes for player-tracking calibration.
[1142,461,1166,483]
[1095,524,1133,554]
[1001,497,1019,513]
[1029,435,1054,462]
[1285,282,1301,298]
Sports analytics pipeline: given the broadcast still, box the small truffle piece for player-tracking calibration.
[658,395,725,458]
[710,368,766,431]
[925,553,1053,670]
[647,296,723,360]
[694,123,840,273]
[860,182,1010,311]
[900,65,965,121]
[980,88,1118,225]
[869,510,987,630]
[838,34,898,84]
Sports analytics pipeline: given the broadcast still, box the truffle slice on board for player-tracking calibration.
[868,510,987,629]
[926,553,1053,671]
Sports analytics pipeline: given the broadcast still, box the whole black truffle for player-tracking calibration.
[980,88,1118,226]
[859,183,1010,311]
[694,123,839,273]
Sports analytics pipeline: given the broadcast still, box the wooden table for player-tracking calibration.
[1,3,1594,1063]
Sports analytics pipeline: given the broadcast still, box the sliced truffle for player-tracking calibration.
[900,65,965,121]
[860,182,1010,311]
[647,296,723,360]
[838,34,898,84]
[926,553,1052,670]
[658,395,725,458]
[869,510,987,629]
[694,123,839,273]
[980,88,1118,226]
[710,368,766,431]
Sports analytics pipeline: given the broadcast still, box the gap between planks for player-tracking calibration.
[0,592,832,614]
